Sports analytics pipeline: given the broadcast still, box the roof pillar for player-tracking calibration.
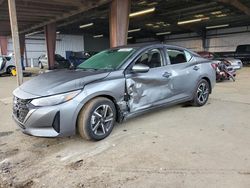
[0,36,8,55]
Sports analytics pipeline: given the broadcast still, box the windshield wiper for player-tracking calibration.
[77,68,99,71]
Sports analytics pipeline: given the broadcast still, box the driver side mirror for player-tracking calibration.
[131,64,149,73]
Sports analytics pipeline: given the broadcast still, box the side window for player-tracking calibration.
[184,50,193,62]
[135,49,163,68]
[167,49,187,64]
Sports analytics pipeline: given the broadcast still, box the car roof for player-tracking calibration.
[111,43,197,54]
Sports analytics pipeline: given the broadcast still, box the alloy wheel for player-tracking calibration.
[90,104,114,136]
[197,82,209,104]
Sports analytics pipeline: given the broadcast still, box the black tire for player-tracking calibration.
[191,79,210,107]
[77,97,116,141]
[6,66,15,74]
[38,62,44,69]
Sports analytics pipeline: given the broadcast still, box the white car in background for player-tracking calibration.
[0,55,15,75]
[224,57,243,70]
[197,51,243,70]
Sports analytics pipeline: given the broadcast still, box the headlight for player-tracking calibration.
[31,90,81,107]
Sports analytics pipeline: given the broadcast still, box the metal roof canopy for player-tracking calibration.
[56,0,250,40]
[1,0,250,86]
[0,0,111,36]
[1,0,250,39]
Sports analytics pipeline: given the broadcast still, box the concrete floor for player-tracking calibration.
[0,68,250,188]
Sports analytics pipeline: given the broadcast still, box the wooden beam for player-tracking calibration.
[45,23,56,70]
[0,36,8,55]
[109,0,130,47]
[19,0,111,34]
[8,0,23,85]
[218,0,250,16]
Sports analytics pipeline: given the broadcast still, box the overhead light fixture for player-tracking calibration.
[211,11,222,15]
[153,25,160,28]
[127,36,133,39]
[156,31,171,36]
[148,2,158,6]
[138,1,146,5]
[178,17,209,25]
[25,30,43,37]
[128,28,141,33]
[194,14,204,18]
[129,7,155,18]
[79,23,94,29]
[163,23,170,27]
[216,14,227,17]
[178,18,202,25]
[56,31,60,34]
[93,34,103,38]
[206,24,229,29]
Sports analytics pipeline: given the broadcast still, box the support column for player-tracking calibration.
[201,30,208,51]
[19,33,25,70]
[0,36,8,55]
[8,0,23,85]
[44,23,56,70]
[109,0,130,48]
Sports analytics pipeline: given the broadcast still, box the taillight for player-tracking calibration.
[211,63,217,69]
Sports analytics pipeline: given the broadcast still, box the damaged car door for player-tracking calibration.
[165,48,201,99]
[125,48,174,112]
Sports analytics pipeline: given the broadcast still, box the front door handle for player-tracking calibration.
[162,72,172,78]
[193,65,200,71]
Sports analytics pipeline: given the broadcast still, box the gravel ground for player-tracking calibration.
[0,67,250,188]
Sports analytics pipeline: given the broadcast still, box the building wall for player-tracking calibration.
[7,34,84,66]
[162,26,250,52]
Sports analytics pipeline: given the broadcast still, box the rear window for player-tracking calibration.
[167,49,187,64]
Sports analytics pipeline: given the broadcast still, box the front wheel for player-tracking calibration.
[191,79,210,107]
[77,97,116,141]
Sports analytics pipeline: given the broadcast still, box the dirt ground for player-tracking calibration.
[0,68,250,188]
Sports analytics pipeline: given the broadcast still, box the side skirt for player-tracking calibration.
[122,96,191,121]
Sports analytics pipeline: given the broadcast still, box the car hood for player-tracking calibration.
[19,69,110,97]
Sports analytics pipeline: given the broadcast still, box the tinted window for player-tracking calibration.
[236,45,250,53]
[77,48,135,70]
[5,56,11,61]
[135,49,163,68]
[184,51,193,62]
[167,49,186,64]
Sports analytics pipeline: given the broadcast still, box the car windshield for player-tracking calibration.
[77,48,135,70]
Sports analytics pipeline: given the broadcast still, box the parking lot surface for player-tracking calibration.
[0,68,250,188]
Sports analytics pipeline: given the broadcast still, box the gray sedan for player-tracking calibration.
[12,44,216,141]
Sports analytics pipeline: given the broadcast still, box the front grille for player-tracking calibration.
[13,97,30,123]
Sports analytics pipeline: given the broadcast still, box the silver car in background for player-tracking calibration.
[12,44,216,141]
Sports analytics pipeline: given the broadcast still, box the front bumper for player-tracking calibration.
[12,96,81,137]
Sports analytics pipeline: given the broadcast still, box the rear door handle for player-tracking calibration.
[162,72,172,78]
[193,66,200,71]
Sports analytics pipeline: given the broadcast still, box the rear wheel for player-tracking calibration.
[191,79,210,107]
[6,66,15,74]
[77,97,116,141]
